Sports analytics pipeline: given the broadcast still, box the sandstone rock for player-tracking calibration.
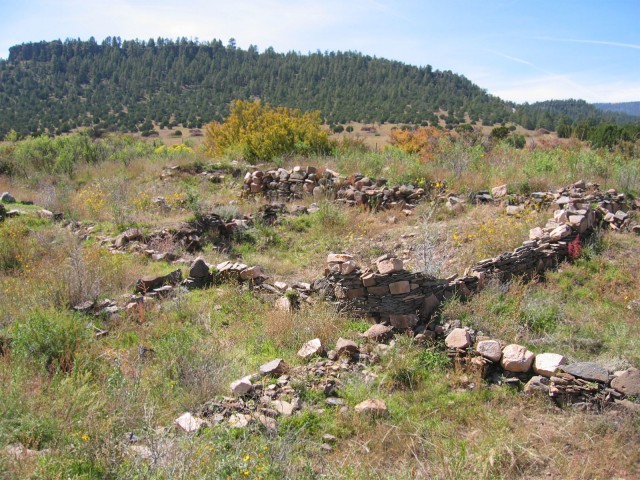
[260,358,287,376]
[506,205,522,215]
[360,324,393,341]
[354,399,388,417]
[345,288,366,299]
[389,281,410,294]
[335,338,359,355]
[549,224,571,241]
[271,400,295,416]
[553,209,569,223]
[274,296,292,312]
[533,353,566,377]
[240,266,263,280]
[228,413,250,428]
[445,328,471,349]
[475,340,502,362]
[340,260,358,275]
[175,412,207,433]
[561,362,609,383]
[230,376,253,395]
[611,367,640,395]
[389,314,418,330]
[501,344,535,373]
[297,338,324,359]
[420,294,440,317]
[524,375,550,395]
[361,273,376,287]
[529,227,545,240]
[492,184,508,198]
[367,285,390,296]
[377,258,403,274]
[327,253,354,264]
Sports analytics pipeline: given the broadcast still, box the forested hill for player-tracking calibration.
[0,37,513,137]
[0,38,637,138]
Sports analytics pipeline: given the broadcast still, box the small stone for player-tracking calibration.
[0,192,16,203]
[360,324,394,341]
[240,266,263,280]
[274,296,292,312]
[271,400,295,416]
[524,375,550,395]
[506,205,522,215]
[340,260,358,275]
[228,413,250,428]
[377,258,403,274]
[388,281,410,294]
[500,344,535,373]
[298,338,324,359]
[230,377,253,395]
[475,340,502,362]
[549,224,571,241]
[175,412,207,433]
[491,184,508,198]
[533,353,567,377]
[326,397,345,406]
[327,253,354,264]
[322,434,337,442]
[361,273,376,287]
[610,367,640,395]
[354,399,388,417]
[445,328,471,349]
[529,227,544,240]
[389,314,418,330]
[561,362,610,383]
[256,414,277,430]
[320,443,333,452]
[260,358,287,376]
[335,338,359,355]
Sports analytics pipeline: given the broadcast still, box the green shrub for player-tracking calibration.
[11,309,90,373]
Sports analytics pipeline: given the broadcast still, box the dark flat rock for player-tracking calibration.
[562,362,610,383]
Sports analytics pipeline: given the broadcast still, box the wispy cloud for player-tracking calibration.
[488,50,533,66]
[534,36,640,50]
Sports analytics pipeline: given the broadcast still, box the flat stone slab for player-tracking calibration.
[260,358,287,376]
[360,324,393,341]
[297,338,324,359]
[175,412,207,433]
[561,362,609,383]
[354,399,388,417]
[534,353,567,377]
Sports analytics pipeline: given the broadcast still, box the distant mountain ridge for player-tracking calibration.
[594,102,640,117]
[0,38,637,137]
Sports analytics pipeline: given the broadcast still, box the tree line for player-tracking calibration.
[0,38,637,138]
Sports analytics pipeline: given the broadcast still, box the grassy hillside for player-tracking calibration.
[0,129,639,478]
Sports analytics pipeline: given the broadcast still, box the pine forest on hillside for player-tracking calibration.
[1,37,638,138]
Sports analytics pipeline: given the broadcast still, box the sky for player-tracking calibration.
[0,0,638,104]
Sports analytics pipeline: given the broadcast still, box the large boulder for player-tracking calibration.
[475,340,502,362]
[500,344,535,373]
[533,353,566,377]
[445,328,471,349]
[611,368,640,396]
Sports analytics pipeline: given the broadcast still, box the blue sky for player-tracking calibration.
[0,0,638,103]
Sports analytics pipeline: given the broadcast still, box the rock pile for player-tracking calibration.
[243,165,438,211]
[176,337,379,432]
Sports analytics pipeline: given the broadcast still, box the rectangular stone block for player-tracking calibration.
[367,285,390,296]
[389,281,410,295]
[346,288,366,299]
